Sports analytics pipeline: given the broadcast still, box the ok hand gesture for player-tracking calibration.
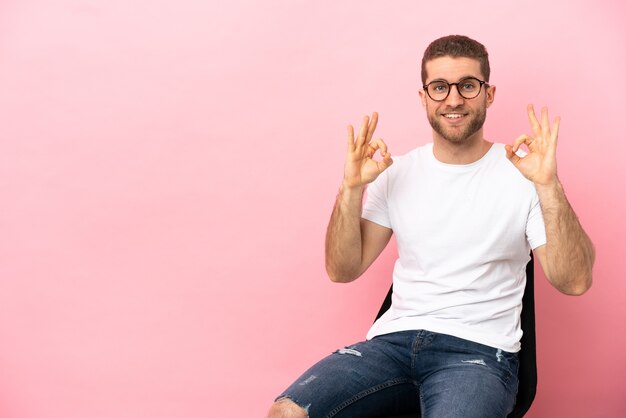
[343,112,393,189]
[506,105,560,187]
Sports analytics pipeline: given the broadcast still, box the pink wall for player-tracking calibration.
[0,0,624,416]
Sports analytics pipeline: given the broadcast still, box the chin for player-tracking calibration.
[443,132,471,143]
[437,127,475,143]
[430,116,485,144]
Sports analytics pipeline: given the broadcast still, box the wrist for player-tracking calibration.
[340,180,366,194]
[534,178,562,196]
[535,178,567,212]
[337,182,366,208]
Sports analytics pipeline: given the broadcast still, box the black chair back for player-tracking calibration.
[374,253,537,418]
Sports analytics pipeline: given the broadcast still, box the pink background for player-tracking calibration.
[1,0,624,417]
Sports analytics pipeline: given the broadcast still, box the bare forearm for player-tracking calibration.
[325,184,365,283]
[325,112,393,282]
[536,180,595,295]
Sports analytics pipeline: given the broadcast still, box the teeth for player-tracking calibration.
[444,114,464,119]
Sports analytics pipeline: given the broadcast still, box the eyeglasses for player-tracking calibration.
[423,77,488,101]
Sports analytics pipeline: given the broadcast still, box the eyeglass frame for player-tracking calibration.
[422,77,489,101]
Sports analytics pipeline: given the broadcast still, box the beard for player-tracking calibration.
[427,103,487,143]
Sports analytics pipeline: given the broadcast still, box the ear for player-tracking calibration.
[486,84,496,108]
[419,89,427,108]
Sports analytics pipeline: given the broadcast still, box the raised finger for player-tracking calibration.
[347,125,355,152]
[365,112,379,143]
[540,106,550,136]
[548,116,560,154]
[357,115,370,147]
[551,116,560,143]
[527,104,541,138]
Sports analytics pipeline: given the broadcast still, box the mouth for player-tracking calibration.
[441,112,468,124]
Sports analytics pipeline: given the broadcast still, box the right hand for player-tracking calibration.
[343,112,393,189]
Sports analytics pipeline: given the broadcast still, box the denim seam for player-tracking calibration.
[493,351,518,387]
[326,377,416,418]
[410,331,436,379]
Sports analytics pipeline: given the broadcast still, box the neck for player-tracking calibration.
[432,129,492,164]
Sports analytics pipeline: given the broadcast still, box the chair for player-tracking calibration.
[374,253,537,418]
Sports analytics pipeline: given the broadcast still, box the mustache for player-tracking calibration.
[439,106,469,113]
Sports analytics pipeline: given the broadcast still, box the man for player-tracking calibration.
[268,35,594,418]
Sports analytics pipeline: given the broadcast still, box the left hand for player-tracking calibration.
[505,104,560,186]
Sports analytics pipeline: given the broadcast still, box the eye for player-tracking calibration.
[430,82,449,93]
[460,78,479,92]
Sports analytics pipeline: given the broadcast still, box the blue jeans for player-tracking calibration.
[276,330,519,418]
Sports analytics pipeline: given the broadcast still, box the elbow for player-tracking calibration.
[326,270,358,284]
[561,283,591,296]
[575,272,593,295]
[557,271,593,296]
[325,263,359,284]
[328,274,353,284]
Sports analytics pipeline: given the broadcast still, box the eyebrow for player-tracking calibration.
[427,75,480,84]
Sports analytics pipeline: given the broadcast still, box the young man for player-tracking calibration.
[268,35,594,418]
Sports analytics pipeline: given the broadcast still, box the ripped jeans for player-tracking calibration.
[275,330,518,418]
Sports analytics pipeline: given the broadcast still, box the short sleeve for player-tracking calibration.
[362,170,392,229]
[526,190,547,249]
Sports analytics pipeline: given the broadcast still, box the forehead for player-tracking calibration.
[424,56,483,83]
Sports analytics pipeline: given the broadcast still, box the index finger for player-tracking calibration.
[368,137,388,155]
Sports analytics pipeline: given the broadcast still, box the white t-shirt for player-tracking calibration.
[362,143,546,352]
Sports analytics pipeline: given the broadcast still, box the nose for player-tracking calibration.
[444,84,465,107]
